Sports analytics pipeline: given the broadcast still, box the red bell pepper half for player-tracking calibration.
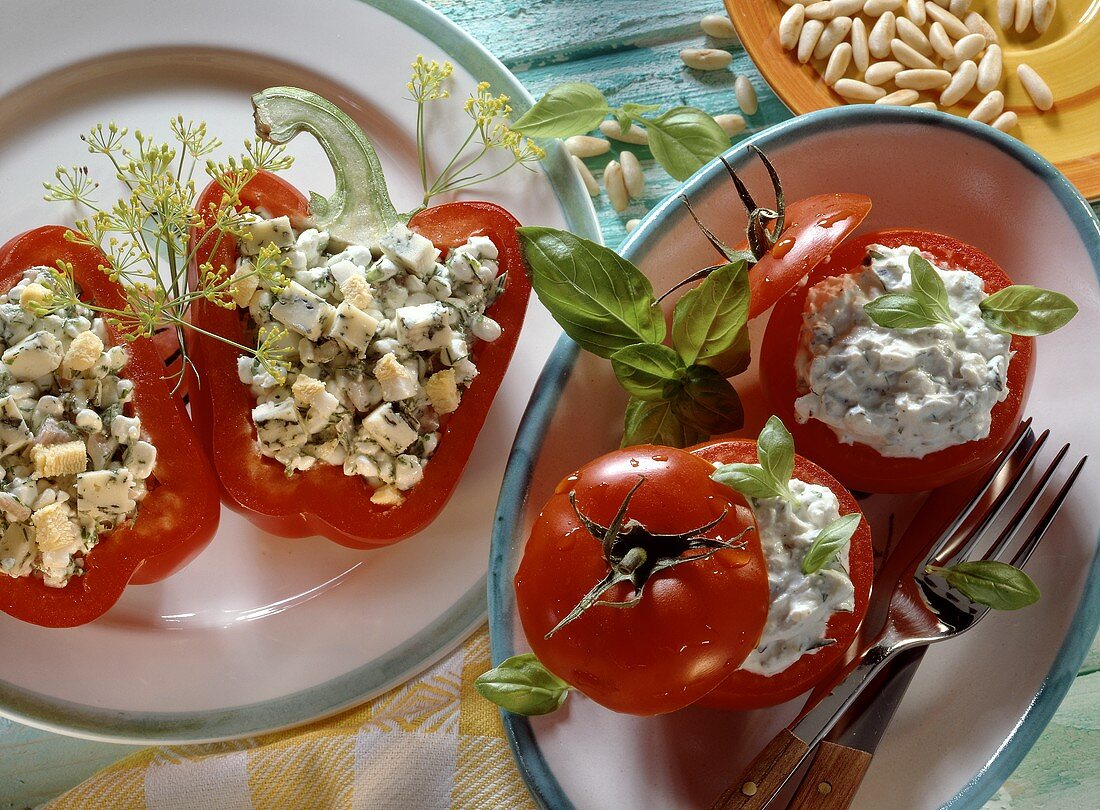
[188,171,531,548]
[0,227,221,627]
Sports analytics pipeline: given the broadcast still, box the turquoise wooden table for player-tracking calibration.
[2,1,1098,807]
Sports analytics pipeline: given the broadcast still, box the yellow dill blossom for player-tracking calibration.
[408,56,453,103]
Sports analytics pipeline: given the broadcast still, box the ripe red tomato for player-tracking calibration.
[760,229,1035,494]
[689,439,874,710]
[514,446,769,716]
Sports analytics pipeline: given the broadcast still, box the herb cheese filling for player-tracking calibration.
[794,244,1012,458]
[0,268,155,588]
[740,478,855,676]
[234,217,504,506]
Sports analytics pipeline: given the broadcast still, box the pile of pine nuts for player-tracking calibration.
[776,0,1056,128]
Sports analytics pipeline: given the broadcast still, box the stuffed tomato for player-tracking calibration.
[0,227,220,627]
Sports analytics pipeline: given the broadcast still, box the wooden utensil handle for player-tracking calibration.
[786,741,873,810]
[708,729,810,809]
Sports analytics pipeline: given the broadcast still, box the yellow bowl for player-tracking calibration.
[726,0,1100,200]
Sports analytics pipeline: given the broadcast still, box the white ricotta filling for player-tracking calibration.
[740,479,855,677]
[237,219,504,506]
[794,244,1012,459]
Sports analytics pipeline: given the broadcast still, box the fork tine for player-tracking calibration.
[1010,454,1088,570]
[982,442,1068,562]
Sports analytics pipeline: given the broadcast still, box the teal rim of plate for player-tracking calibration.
[488,104,1100,810]
[0,0,600,745]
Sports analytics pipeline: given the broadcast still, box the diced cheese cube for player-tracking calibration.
[394,454,424,491]
[327,302,378,355]
[425,369,461,414]
[18,283,51,312]
[228,265,260,308]
[0,395,33,458]
[125,440,157,480]
[395,302,452,351]
[269,281,336,341]
[32,501,78,553]
[360,403,418,455]
[370,484,405,507]
[325,244,374,269]
[338,275,373,310]
[379,223,439,277]
[328,259,365,287]
[0,523,34,578]
[293,268,336,298]
[291,374,327,407]
[295,229,330,265]
[63,330,105,373]
[110,415,142,443]
[238,215,296,256]
[76,469,137,528]
[303,390,341,434]
[465,235,499,260]
[373,352,419,402]
[75,408,103,433]
[31,440,88,477]
[4,330,63,379]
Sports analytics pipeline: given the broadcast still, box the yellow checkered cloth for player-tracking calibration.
[45,626,535,809]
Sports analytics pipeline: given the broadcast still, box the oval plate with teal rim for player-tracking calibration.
[0,0,598,743]
[490,106,1100,809]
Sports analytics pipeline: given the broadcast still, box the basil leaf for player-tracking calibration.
[979,285,1079,336]
[908,252,953,322]
[863,294,946,329]
[474,653,572,716]
[712,463,786,500]
[672,364,745,436]
[511,83,609,138]
[519,227,665,358]
[637,107,729,181]
[670,260,751,376]
[757,415,795,492]
[622,396,705,448]
[926,561,1040,611]
[621,102,661,116]
[802,513,861,575]
[611,343,685,401]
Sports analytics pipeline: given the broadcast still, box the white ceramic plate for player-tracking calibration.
[489,107,1100,809]
[0,0,598,743]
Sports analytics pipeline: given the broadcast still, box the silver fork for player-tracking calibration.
[711,421,1088,809]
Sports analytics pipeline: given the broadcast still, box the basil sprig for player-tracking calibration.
[711,416,795,502]
[802,513,861,575]
[520,228,750,448]
[863,252,1077,336]
[474,653,572,716]
[512,82,729,181]
[925,560,1040,611]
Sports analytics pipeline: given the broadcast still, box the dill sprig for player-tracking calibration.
[407,56,545,209]
[41,117,295,389]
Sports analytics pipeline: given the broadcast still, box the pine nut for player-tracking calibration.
[700,13,738,39]
[992,110,1019,131]
[714,113,747,136]
[823,42,854,84]
[815,16,854,60]
[892,38,937,69]
[896,17,934,55]
[780,4,807,50]
[625,218,641,233]
[831,0,866,14]
[926,2,970,37]
[798,19,827,62]
[929,22,956,60]
[976,45,1003,94]
[952,32,987,62]
[851,17,871,71]
[805,1,837,19]
[604,160,629,212]
[600,120,649,144]
[864,0,902,14]
[834,78,889,101]
[875,88,921,105]
[869,12,896,58]
[1018,63,1054,110]
[939,60,978,106]
[619,151,645,199]
[736,75,760,115]
[681,48,733,71]
[949,0,971,15]
[895,68,952,89]
[865,60,904,85]
[968,89,1005,123]
[1033,0,1056,33]
[565,135,610,158]
[913,100,940,109]
[906,0,928,25]
[997,0,1015,28]
[964,11,998,46]
[1014,0,1032,32]
[571,155,599,197]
